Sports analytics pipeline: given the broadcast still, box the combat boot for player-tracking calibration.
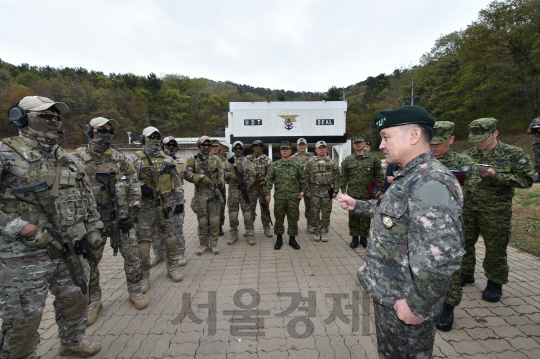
[350,236,359,249]
[482,280,503,302]
[359,236,368,248]
[141,279,149,294]
[196,245,208,255]
[219,225,224,236]
[274,234,283,250]
[178,256,187,266]
[436,303,454,332]
[461,273,475,286]
[307,224,315,234]
[59,338,101,357]
[211,246,220,255]
[289,236,300,250]
[150,255,164,267]
[128,293,149,310]
[167,269,184,282]
[247,233,256,245]
[313,232,320,242]
[321,230,328,242]
[264,227,273,237]
[228,232,239,245]
[87,302,103,326]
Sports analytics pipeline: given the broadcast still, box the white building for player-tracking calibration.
[225,101,351,164]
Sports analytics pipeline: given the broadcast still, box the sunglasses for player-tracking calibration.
[29,112,62,122]
[252,144,263,147]
[147,134,161,140]
[165,143,178,148]
[200,143,211,147]
[234,147,244,150]
[94,127,114,135]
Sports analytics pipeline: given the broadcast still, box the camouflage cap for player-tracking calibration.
[468,118,498,143]
[315,140,327,148]
[19,96,69,115]
[163,136,177,145]
[280,141,292,149]
[233,141,244,148]
[198,135,211,145]
[211,139,220,146]
[375,106,435,131]
[251,139,265,148]
[297,138,307,145]
[142,126,160,137]
[431,121,455,145]
[351,134,365,143]
[89,117,118,130]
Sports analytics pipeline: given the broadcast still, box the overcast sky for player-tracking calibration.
[1,0,494,92]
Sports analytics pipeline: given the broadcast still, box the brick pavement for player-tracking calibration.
[31,182,540,358]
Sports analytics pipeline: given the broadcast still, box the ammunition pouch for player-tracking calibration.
[141,184,154,198]
[164,206,172,219]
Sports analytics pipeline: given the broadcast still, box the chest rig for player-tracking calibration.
[135,150,174,195]
[1,137,90,227]
[251,155,268,175]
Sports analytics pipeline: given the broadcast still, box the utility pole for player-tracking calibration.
[405,76,420,105]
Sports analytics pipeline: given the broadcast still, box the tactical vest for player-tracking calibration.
[1,137,90,227]
[135,150,174,195]
[310,157,335,185]
[249,155,269,175]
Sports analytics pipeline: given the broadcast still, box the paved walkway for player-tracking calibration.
[35,182,540,358]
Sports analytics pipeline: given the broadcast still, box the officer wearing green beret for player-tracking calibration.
[265,141,305,250]
[461,118,533,302]
[339,105,465,358]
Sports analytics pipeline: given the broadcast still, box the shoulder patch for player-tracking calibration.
[461,164,472,173]
[415,181,450,207]
[517,156,529,165]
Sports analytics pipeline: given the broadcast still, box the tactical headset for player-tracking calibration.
[82,121,94,138]
[8,99,28,128]
[139,131,162,146]
[161,139,177,150]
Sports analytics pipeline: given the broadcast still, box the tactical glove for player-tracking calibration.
[120,207,140,230]
[19,224,54,249]
[200,176,213,185]
[174,204,184,215]
[88,231,103,249]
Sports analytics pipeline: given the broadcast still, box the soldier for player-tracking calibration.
[131,127,184,293]
[246,140,273,237]
[184,136,225,255]
[265,141,305,250]
[73,117,149,325]
[527,116,540,182]
[365,140,372,153]
[291,138,315,233]
[461,118,533,302]
[0,96,103,357]
[340,134,384,249]
[211,139,228,236]
[339,106,464,358]
[430,121,480,331]
[161,136,188,266]
[225,141,257,245]
[304,141,339,242]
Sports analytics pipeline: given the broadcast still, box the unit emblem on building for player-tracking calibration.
[279,115,299,131]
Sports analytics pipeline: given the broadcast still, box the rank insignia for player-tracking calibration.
[383,216,393,229]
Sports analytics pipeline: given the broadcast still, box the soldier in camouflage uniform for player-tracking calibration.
[304,141,339,242]
[72,117,148,326]
[184,136,225,255]
[526,117,540,182]
[291,138,315,233]
[461,118,533,302]
[340,134,384,249]
[225,141,256,245]
[339,106,465,358]
[430,121,480,332]
[0,96,103,358]
[161,136,187,266]
[265,141,305,250]
[246,140,273,237]
[131,127,184,293]
[211,139,228,236]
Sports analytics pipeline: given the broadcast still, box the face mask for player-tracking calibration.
[253,147,263,156]
[234,148,244,156]
[89,132,113,153]
[164,147,177,156]
[145,138,162,152]
[25,115,63,145]
[200,146,210,155]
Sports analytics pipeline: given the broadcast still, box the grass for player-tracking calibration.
[511,184,540,257]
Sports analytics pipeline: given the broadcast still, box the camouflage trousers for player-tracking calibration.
[152,211,186,259]
[444,268,463,307]
[0,252,90,359]
[190,188,221,247]
[374,302,436,359]
[462,205,512,284]
[534,143,540,173]
[249,187,272,231]
[273,197,300,236]
[302,195,314,228]
[310,195,332,235]
[220,188,227,226]
[88,227,143,309]
[137,201,180,282]
[349,195,371,237]
[228,187,255,235]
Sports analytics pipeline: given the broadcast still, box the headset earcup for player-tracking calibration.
[82,122,93,138]
[8,102,28,128]
[140,134,145,144]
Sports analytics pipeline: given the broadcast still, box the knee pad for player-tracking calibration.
[8,313,42,359]
[64,291,89,320]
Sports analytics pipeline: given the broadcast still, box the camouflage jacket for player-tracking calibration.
[131,149,184,208]
[527,117,540,145]
[291,152,313,169]
[437,150,480,198]
[265,159,306,199]
[225,156,256,188]
[340,152,384,198]
[462,141,533,207]
[305,156,340,197]
[355,151,464,318]
[245,154,272,177]
[0,136,103,258]
[184,152,225,197]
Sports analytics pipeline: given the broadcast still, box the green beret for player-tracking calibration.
[431,121,455,145]
[468,118,497,143]
[351,134,365,143]
[280,141,292,149]
[375,106,435,131]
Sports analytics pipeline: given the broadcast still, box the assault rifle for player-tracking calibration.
[228,157,257,217]
[141,166,166,226]
[95,171,121,256]
[254,173,273,226]
[12,180,90,294]
[196,154,225,206]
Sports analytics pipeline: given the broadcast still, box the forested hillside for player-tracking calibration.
[0,0,538,148]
